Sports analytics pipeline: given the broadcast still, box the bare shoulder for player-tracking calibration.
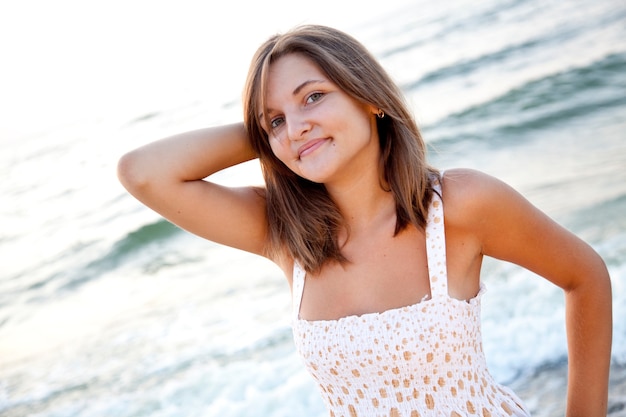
[435,168,534,297]
[441,167,514,198]
[440,168,607,291]
[439,168,520,230]
[439,167,542,258]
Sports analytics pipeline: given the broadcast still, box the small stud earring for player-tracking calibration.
[376,109,385,118]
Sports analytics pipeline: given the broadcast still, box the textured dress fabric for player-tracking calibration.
[291,179,531,417]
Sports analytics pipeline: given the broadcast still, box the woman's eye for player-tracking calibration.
[270,117,284,129]
[306,92,323,104]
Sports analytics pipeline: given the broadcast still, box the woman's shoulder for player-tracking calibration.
[440,168,502,204]
[439,168,524,229]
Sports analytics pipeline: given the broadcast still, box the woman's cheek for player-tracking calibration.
[269,138,291,165]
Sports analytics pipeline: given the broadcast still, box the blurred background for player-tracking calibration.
[1,0,625,416]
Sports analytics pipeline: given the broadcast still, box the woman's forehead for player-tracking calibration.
[268,54,324,85]
[257,54,327,113]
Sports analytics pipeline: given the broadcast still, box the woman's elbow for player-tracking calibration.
[567,249,612,299]
[117,150,152,194]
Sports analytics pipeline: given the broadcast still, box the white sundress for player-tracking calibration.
[291,179,531,417]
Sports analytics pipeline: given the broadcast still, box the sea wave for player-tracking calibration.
[424,52,626,145]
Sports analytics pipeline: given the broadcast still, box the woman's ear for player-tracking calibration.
[367,104,380,117]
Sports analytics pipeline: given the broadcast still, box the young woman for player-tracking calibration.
[117,25,612,416]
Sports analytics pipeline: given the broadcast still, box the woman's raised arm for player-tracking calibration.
[117,123,269,257]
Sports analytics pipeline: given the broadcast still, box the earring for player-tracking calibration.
[376,108,385,118]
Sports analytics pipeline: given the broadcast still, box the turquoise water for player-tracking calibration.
[1,0,625,416]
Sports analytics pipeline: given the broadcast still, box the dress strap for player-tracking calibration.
[291,261,306,322]
[425,176,449,298]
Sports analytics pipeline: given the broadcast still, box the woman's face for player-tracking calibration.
[261,53,380,187]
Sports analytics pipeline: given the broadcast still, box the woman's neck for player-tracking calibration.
[327,170,396,238]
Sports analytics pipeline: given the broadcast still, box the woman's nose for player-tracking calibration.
[286,113,311,141]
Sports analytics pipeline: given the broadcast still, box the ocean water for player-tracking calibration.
[1,0,625,416]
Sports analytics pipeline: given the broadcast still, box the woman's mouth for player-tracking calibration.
[298,138,329,158]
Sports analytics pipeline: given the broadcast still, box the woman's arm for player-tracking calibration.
[445,169,612,416]
[117,123,270,257]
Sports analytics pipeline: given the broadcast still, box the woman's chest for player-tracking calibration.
[299,227,431,321]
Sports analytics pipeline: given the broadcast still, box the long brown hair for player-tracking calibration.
[243,25,438,273]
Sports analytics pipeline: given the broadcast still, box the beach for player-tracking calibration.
[1,0,625,415]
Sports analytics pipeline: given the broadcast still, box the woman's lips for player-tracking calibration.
[298,138,329,158]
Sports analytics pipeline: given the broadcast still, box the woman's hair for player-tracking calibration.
[243,24,439,273]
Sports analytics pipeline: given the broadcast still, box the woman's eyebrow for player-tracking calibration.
[292,79,324,96]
